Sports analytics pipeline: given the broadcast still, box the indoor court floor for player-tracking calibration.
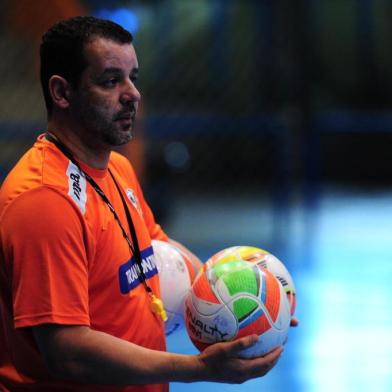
[165,186,392,392]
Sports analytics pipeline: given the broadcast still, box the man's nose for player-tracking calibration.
[120,80,141,105]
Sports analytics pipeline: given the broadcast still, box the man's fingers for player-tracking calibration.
[262,346,284,362]
[290,316,299,327]
[225,334,259,354]
[245,346,284,379]
[256,346,284,369]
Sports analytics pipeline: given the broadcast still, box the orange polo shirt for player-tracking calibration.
[0,134,169,392]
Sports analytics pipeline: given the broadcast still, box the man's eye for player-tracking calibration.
[103,78,118,87]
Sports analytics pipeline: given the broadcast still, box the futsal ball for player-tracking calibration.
[152,240,197,335]
[205,246,296,316]
[184,259,291,357]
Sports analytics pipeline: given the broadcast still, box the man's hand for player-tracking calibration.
[290,316,299,327]
[197,335,283,384]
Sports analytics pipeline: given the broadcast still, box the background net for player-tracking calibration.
[1,0,392,251]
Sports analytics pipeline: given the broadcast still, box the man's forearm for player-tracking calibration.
[33,324,202,385]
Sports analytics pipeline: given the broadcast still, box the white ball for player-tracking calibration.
[152,240,196,335]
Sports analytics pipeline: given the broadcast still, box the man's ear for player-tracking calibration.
[48,75,72,110]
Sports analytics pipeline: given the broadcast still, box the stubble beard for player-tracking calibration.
[76,104,134,147]
[100,121,133,146]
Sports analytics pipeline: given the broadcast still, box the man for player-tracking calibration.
[0,16,284,391]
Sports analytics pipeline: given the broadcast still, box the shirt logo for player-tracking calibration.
[118,246,158,294]
[126,188,143,216]
[66,162,87,214]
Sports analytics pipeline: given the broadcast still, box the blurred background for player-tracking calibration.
[1,0,392,391]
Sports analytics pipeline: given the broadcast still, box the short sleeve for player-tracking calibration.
[0,186,92,328]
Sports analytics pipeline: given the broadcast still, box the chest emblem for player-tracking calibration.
[126,188,143,216]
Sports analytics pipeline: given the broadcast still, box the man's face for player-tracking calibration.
[69,37,141,147]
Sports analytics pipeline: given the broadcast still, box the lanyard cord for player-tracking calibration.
[108,169,152,293]
[44,132,152,293]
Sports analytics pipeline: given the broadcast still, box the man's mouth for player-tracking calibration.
[116,113,134,121]
[115,109,136,121]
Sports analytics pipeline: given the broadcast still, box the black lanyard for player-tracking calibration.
[45,132,167,321]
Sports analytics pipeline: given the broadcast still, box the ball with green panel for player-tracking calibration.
[205,245,297,316]
[184,256,291,357]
